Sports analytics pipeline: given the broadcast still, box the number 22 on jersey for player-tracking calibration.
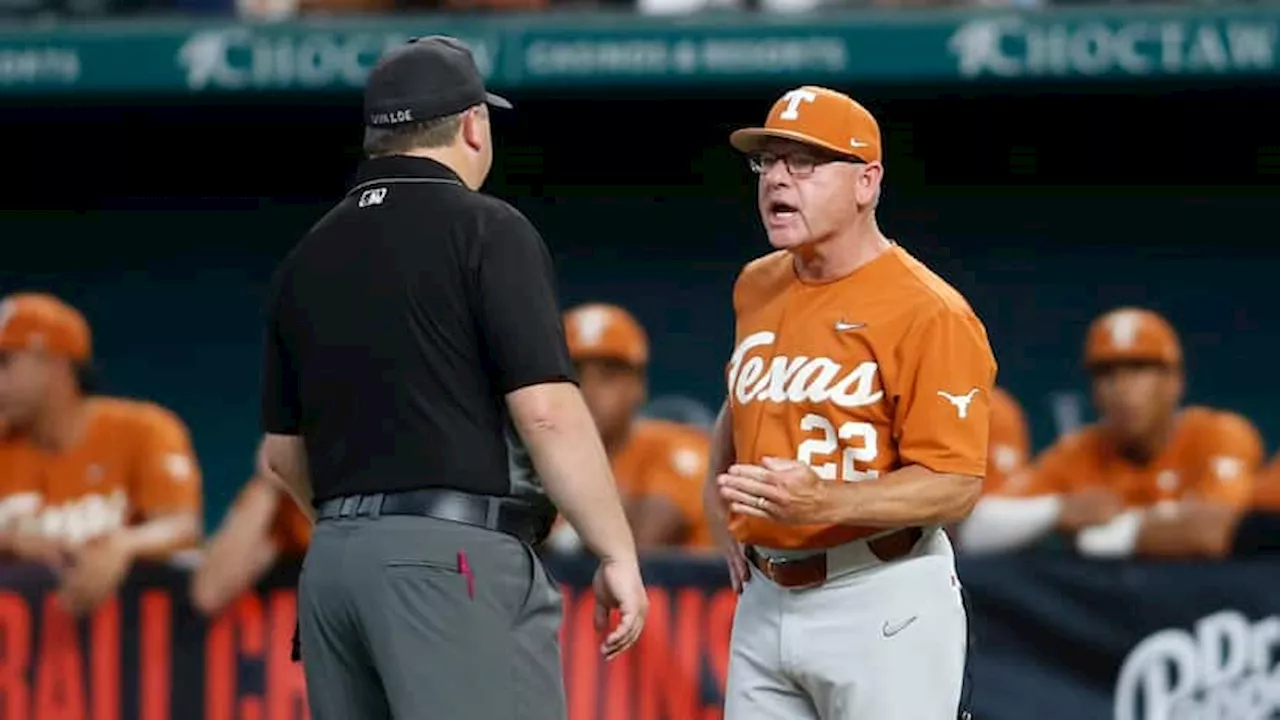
[796,413,879,482]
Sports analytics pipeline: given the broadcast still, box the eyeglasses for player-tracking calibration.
[747,151,863,178]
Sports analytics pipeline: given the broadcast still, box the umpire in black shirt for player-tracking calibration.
[258,36,648,720]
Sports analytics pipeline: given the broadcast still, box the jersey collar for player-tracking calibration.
[351,155,465,190]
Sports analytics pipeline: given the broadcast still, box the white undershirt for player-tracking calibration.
[1075,511,1144,558]
[957,495,1063,555]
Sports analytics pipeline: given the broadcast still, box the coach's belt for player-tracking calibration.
[746,527,924,589]
[316,489,552,546]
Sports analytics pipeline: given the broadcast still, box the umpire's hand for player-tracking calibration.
[592,558,648,660]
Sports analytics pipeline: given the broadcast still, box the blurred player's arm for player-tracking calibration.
[1091,415,1265,559]
[958,492,1064,555]
[0,503,82,569]
[58,408,203,615]
[190,474,285,616]
[826,310,993,527]
[0,492,50,560]
[960,429,1130,555]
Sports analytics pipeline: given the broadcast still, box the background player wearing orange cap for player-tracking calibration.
[0,292,203,614]
[710,86,992,719]
[546,303,712,552]
[963,307,1263,558]
[190,439,311,616]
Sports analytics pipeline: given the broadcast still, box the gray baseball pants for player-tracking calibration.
[297,514,566,720]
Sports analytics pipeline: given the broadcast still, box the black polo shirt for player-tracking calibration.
[260,156,574,504]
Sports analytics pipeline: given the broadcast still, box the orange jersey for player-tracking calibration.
[985,387,1031,495]
[1011,407,1261,509]
[1251,453,1280,511]
[0,397,202,546]
[612,419,713,549]
[727,245,997,550]
[549,419,713,550]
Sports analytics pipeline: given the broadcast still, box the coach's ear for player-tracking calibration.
[853,161,883,209]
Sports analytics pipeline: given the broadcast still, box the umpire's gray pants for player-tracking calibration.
[298,514,566,720]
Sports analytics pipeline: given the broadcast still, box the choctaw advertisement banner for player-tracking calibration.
[0,555,1276,720]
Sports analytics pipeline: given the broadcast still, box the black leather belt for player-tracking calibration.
[316,488,551,546]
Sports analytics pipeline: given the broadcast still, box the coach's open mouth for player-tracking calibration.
[767,201,799,220]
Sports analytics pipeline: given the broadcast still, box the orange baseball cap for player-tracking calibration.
[729,85,882,163]
[563,303,648,367]
[1084,307,1181,369]
[0,293,92,362]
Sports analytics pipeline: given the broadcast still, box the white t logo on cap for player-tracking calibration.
[1106,310,1143,349]
[573,307,610,346]
[778,89,817,121]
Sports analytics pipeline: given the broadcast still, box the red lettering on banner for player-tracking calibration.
[704,589,735,720]
[266,590,308,720]
[564,589,598,720]
[562,585,736,720]
[90,599,119,720]
[236,595,265,720]
[35,595,86,720]
[0,561,743,720]
[602,634,632,720]
[563,587,642,720]
[638,588,698,720]
[206,594,266,720]
[204,606,234,720]
[139,590,171,720]
[0,591,31,719]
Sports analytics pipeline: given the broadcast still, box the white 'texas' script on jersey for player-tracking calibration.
[727,331,884,408]
[0,490,129,547]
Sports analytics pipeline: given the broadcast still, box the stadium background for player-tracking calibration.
[3,76,1276,525]
[1,7,1279,718]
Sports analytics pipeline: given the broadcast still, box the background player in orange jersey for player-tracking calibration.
[190,439,311,616]
[961,307,1263,558]
[546,302,712,553]
[710,86,993,719]
[1126,452,1280,558]
[0,292,203,614]
[951,386,1031,553]
[985,387,1031,496]
[1253,455,1280,514]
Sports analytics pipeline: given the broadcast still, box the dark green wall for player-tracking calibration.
[2,80,1276,525]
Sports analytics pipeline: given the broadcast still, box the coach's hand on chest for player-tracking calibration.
[718,456,833,524]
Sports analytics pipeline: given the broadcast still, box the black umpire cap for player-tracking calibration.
[364,35,512,128]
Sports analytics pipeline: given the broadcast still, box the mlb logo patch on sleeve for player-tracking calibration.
[359,188,388,208]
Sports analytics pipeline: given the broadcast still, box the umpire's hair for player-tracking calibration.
[363,112,465,158]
